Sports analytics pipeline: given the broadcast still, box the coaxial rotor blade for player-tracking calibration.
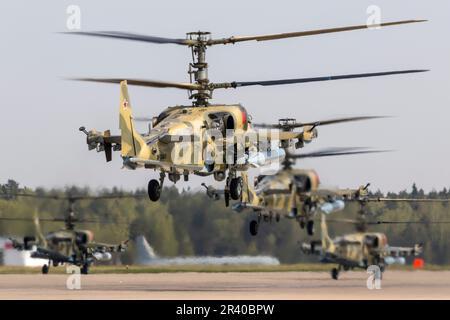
[70,78,202,91]
[223,69,428,88]
[365,197,450,203]
[0,217,58,222]
[208,20,426,45]
[0,216,128,224]
[368,220,450,225]
[63,31,195,45]
[65,20,426,46]
[253,115,388,129]
[289,147,390,159]
[0,193,146,201]
[324,218,450,225]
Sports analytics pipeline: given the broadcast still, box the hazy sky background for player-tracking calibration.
[1,1,449,193]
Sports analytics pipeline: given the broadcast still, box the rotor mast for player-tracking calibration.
[187,32,211,106]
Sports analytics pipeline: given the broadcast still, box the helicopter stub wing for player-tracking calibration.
[231,201,267,213]
[202,184,225,201]
[31,247,73,264]
[86,239,129,252]
[126,157,204,172]
[300,241,323,255]
[79,127,121,162]
[256,131,301,141]
[386,244,422,257]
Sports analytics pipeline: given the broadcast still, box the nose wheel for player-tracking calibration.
[41,264,49,274]
[229,177,243,200]
[147,173,165,202]
[249,220,259,236]
[81,263,89,275]
[331,267,339,280]
[224,172,242,207]
[147,180,161,201]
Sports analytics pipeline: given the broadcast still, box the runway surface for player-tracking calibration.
[1,271,449,299]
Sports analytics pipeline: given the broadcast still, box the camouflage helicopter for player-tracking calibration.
[301,213,428,280]
[68,19,427,203]
[205,129,450,236]
[0,193,136,274]
[230,146,390,236]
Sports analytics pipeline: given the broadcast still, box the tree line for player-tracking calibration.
[0,180,449,265]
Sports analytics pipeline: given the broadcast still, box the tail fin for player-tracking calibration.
[119,81,150,158]
[134,235,158,264]
[241,172,258,205]
[33,210,47,248]
[320,214,335,251]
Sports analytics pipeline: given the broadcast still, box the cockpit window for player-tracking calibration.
[293,174,312,192]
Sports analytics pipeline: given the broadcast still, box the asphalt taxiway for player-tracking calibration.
[0,271,449,299]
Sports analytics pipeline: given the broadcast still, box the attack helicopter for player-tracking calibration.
[228,145,390,236]
[0,193,138,274]
[205,118,450,237]
[301,213,428,280]
[69,19,427,203]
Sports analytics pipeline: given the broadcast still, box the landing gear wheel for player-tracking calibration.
[229,177,243,200]
[306,220,314,236]
[249,220,259,236]
[147,179,161,202]
[41,264,49,274]
[331,268,339,280]
[81,264,89,275]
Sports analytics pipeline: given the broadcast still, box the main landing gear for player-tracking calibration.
[249,213,280,236]
[41,264,49,274]
[249,220,259,236]
[81,263,89,275]
[148,173,165,202]
[331,267,339,280]
[298,219,315,236]
[224,172,243,207]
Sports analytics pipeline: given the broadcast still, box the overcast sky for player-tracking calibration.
[1,1,449,193]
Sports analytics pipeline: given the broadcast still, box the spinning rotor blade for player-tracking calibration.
[368,220,450,225]
[66,20,425,47]
[289,147,390,159]
[0,217,61,223]
[63,31,194,45]
[253,115,387,129]
[0,192,146,202]
[71,78,202,91]
[366,197,450,203]
[225,69,428,88]
[209,20,426,45]
[0,216,127,225]
[72,69,427,92]
[325,218,450,225]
